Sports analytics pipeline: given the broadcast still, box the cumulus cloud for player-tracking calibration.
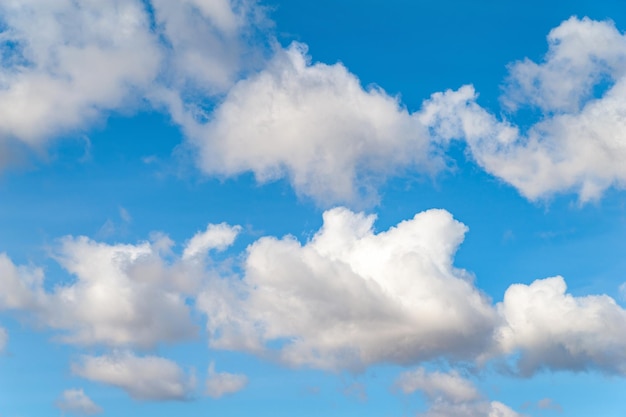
[424,17,626,202]
[495,276,626,376]
[205,361,248,398]
[199,207,497,370]
[0,235,198,348]
[180,43,445,206]
[396,368,524,417]
[56,389,102,416]
[72,351,195,401]
[0,0,161,146]
[0,0,269,167]
[4,209,626,377]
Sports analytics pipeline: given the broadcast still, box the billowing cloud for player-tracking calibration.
[181,43,445,206]
[56,389,103,416]
[0,0,161,146]
[4,209,626,377]
[0,236,197,348]
[0,0,269,166]
[396,368,524,417]
[199,207,497,370]
[72,351,195,401]
[495,276,626,376]
[205,361,248,398]
[424,17,626,202]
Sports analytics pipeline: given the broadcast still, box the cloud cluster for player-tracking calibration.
[396,368,524,417]
[205,361,248,398]
[72,351,195,401]
[4,208,626,378]
[425,17,626,202]
[4,3,625,207]
[56,389,102,416]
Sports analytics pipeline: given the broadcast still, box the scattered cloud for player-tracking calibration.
[396,368,524,417]
[56,389,102,416]
[72,351,195,401]
[205,361,248,399]
[537,398,563,412]
[183,223,241,260]
[395,368,480,403]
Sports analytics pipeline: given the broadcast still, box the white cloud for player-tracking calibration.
[0,0,269,167]
[205,361,248,398]
[0,0,161,146]
[180,43,445,206]
[396,368,524,417]
[4,210,626,378]
[0,326,7,353]
[396,368,480,403]
[183,223,242,260]
[56,389,102,416]
[423,17,626,202]
[496,276,626,376]
[199,207,497,370]
[0,236,198,349]
[72,351,195,401]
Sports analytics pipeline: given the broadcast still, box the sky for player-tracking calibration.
[1,0,626,416]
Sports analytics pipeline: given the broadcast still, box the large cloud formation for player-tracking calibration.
[3,208,626,381]
[424,17,626,202]
[199,207,497,370]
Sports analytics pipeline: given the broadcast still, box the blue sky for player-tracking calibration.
[2,0,626,416]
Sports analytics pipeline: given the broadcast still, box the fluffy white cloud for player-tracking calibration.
[396,368,524,417]
[495,276,626,376]
[0,0,161,145]
[0,0,269,167]
[205,361,248,398]
[183,223,242,260]
[72,351,195,401]
[424,17,626,202]
[56,389,102,416]
[200,207,497,370]
[180,43,445,206]
[0,236,198,348]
